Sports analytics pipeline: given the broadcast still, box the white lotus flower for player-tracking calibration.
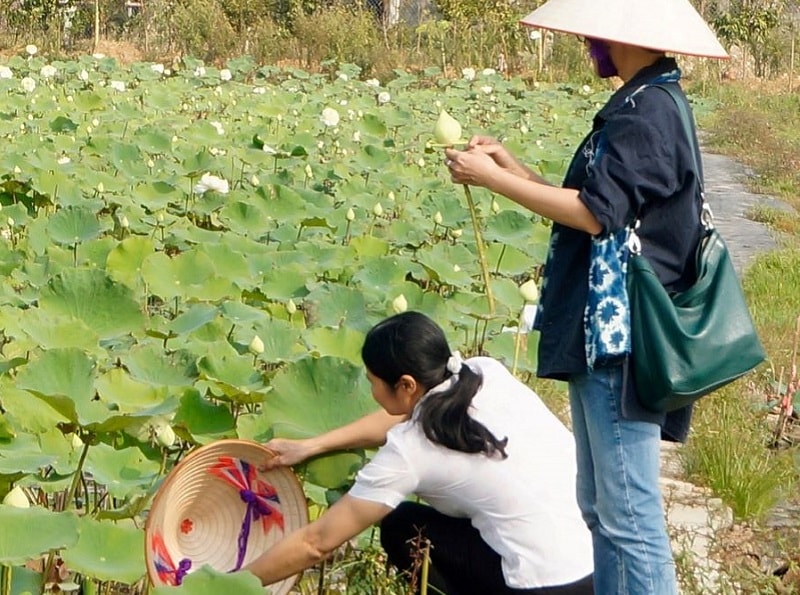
[194,172,229,195]
[20,77,35,93]
[482,68,496,76]
[462,67,476,81]
[529,30,542,41]
[40,64,56,78]
[25,44,37,56]
[338,73,348,81]
[219,68,232,81]
[3,486,29,508]
[352,130,361,142]
[253,86,266,95]
[109,80,126,92]
[57,156,70,165]
[582,84,592,94]
[210,121,224,135]
[377,91,391,104]
[78,69,88,81]
[392,294,408,314]
[151,63,164,74]
[365,78,380,87]
[194,66,206,77]
[321,107,340,127]
[0,66,12,79]
[481,86,493,95]
[262,144,277,155]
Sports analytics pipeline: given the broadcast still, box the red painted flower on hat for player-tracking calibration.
[180,518,194,534]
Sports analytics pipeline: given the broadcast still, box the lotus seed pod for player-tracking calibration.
[373,202,384,217]
[3,485,29,508]
[155,424,176,448]
[519,279,540,303]
[287,299,297,315]
[249,335,265,355]
[346,207,356,222]
[392,294,408,314]
[433,211,443,225]
[433,110,462,145]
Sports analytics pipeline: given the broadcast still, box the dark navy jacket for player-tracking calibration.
[534,57,703,442]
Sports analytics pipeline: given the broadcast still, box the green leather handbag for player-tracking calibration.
[627,84,766,413]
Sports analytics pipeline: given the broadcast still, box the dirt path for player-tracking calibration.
[661,146,795,593]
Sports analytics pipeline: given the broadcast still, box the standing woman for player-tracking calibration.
[443,1,727,593]
[246,311,594,594]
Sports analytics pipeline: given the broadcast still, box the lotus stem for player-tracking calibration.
[512,321,523,377]
[462,185,495,315]
[420,540,431,595]
[1,564,11,595]
[65,439,90,511]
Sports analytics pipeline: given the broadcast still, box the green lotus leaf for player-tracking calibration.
[46,206,102,246]
[219,301,269,326]
[483,210,535,244]
[353,144,391,171]
[85,442,160,499]
[77,236,117,269]
[196,243,252,286]
[349,236,391,258]
[62,517,144,584]
[10,565,41,594]
[414,243,475,287]
[39,268,145,340]
[132,126,173,154]
[0,414,13,440]
[259,267,309,301]
[218,200,271,237]
[49,115,78,133]
[248,318,305,363]
[351,256,412,295]
[303,326,366,366]
[95,368,172,412]
[141,250,218,302]
[302,285,370,331]
[0,382,69,434]
[261,356,377,488]
[18,308,101,353]
[196,344,266,393]
[0,507,79,565]
[151,566,265,595]
[15,348,102,425]
[173,389,236,444]
[483,329,539,376]
[358,113,388,136]
[106,235,156,289]
[131,180,181,211]
[485,242,543,276]
[168,303,219,336]
[111,141,148,178]
[122,343,198,387]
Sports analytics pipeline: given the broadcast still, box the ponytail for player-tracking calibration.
[361,311,508,458]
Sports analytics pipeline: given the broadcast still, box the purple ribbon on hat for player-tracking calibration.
[210,456,285,571]
[152,532,192,585]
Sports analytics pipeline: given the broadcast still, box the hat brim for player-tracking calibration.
[145,439,309,593]
[520,0,729,59]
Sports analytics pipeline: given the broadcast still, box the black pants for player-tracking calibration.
[380,502,594,595]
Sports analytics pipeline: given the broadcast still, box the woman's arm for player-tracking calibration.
[264,410,405,467]
[444,145,602,235]
[243,495,391,586]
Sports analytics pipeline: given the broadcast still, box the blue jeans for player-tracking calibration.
[569,365,677,595]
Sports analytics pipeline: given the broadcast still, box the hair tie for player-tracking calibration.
[446,351,464,375]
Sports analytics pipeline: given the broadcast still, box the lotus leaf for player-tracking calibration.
[303,326,365,365]
[173,389,236,443]
[0,507,79,565]
[151,566,265,595]
[95,368,173,412]
[17,308,101,353]
[105,235,156,290]
[122,343,198,387]
[39,268,145,340]
[0,382,68,434]
[46,206,102,246]
[85,443,160,499]
[62,517,144,584]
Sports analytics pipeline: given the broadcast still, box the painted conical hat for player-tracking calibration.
[145,439,308,593]
[520,0,728,59]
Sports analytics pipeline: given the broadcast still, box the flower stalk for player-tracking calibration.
[462,185,495,315]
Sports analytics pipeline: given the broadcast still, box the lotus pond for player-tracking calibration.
[0,53,610,593]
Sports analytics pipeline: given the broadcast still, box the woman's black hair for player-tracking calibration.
[361,311,508,458]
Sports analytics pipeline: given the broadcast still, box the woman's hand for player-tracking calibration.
[444,146,504,189]
[263,437,319,468]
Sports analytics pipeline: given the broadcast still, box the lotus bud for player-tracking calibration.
[97,182,104,193]
[286,299,297,315]
[372,202,384,217]
[491,200,500,214]
[519,279,539,303]
[417,157,425,167]
[433,211,443,225]
[304,164,313,178]
[450,228,463,239]
[346,207,355,222]
[13,166,21,175]
[453,264,461,272]
[155,424,176,448]
[119,215,129,229]
[3,486,29,508]
[387,191,395,202]
[71,433,84,450]
[249,335,265,355]
[91,118,99,127]
[250,175,260,186]
[156,212,165,223]
[433,110,462,145]
[147,159,155,169]
[7,218,13,227]
[392,294,408,314]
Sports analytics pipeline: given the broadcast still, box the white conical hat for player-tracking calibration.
[520,0,728,59]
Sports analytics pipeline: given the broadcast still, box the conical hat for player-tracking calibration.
[520,0,728,59]
[145,440,309,593]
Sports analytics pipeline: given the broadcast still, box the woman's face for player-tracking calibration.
[366,370,406,415]
[586,38,618,78]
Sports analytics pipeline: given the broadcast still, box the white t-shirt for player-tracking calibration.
[348,357,593,589]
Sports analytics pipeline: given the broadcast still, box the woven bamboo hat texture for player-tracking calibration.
[145,439,308,593]
[520,0,728,59]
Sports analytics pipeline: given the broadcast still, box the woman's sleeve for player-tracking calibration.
[579,95,682,233]
[347,430,420,509]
